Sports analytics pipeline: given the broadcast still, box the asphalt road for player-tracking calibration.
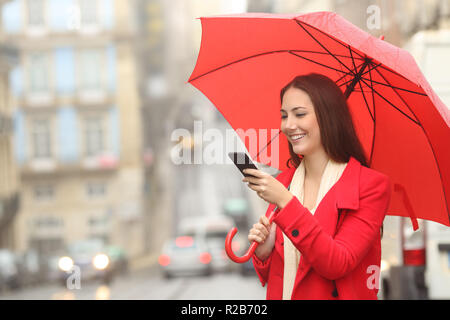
[0,270,266,300]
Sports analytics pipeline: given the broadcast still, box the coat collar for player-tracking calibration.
[280,156,361,211]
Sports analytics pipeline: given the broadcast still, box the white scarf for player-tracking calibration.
[282,157,348,300]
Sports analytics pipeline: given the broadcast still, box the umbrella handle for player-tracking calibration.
[224,207,278,264]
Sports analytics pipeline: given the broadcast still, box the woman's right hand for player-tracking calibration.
[248,215,276,261]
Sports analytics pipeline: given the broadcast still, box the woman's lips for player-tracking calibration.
[290,133,306,142]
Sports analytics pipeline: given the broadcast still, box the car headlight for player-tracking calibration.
[58,256,74,272]
[93,254,110,270]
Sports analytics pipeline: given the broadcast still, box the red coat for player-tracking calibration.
[252,156,391,300]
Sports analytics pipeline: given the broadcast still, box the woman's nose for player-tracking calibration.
[285,116,297,130]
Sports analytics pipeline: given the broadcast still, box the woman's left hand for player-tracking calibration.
[242,169,293,209]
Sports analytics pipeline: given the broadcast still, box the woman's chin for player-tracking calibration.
[292,146,306,155]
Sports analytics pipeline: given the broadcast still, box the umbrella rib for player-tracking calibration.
[295,18,426,96]
[295,20,356,76]
[336,62,382,88]
[349,47,374,121]
[294,18,366,60]
[254,129,281,162]
[358,76,427,96]
[374,68,422,124]
[377,64,418,83]
[335,59,365,85]
[189,49,288,82]
[359,77,421,126]
[290,49,366,60]
[367,61,377,166]
[288,51,353,75]
[189,49,358,82]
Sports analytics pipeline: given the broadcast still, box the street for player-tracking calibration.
[0,270,265,300]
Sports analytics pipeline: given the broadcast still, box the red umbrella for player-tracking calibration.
[188,12,450,262]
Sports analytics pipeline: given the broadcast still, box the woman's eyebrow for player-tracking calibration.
[280,106,307,113]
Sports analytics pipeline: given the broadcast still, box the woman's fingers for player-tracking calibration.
[254,223,269,237]
[248,215,274,245]
[248,234,264,244]
[248,223,269,243]
[259,215,270,228]
[243,168,265,178]
[252,225,268,239]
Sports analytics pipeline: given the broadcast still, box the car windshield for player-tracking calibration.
[170,243,198,251]
[68,239,105,255]
[205,231,228,240]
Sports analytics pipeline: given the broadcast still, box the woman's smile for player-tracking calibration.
[290,133,307,143]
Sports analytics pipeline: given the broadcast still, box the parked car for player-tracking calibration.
[179,215,234,273]
[46,255,64,284]
[105,245,129,276]
[0,249,20,291]
[15,249,41,287]
[158,236,212,279]
[57,239,115,285]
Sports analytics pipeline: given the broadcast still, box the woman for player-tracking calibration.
[242,73,391,300]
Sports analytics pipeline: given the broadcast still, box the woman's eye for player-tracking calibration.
[281,114,305,119]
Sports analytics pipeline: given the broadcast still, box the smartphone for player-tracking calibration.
[228,152,258,178]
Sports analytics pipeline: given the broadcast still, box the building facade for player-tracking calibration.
[0,0,19,250]
[2,0,145,258]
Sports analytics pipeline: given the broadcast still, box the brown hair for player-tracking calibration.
[280,73,369,169]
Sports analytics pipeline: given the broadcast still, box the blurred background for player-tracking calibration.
[0,0,448,300]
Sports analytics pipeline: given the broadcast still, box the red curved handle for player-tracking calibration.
[224,207,279,264]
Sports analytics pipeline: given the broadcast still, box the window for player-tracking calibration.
[34,184,55,201]
[84,116,104,156]
[79,49,102,91]
[88,215,108,227]
[27,0,45,28]
[33,216,63,228]
[79,0,98,27]
[86,182,106,198]
[28,52,49,93]
[31,118,52,159]
[29,237,64,257]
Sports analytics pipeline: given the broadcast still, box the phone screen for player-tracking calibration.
[228,152,258,177]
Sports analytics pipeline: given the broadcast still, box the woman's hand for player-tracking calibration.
[242,169,293,208]
[248,215,276,261]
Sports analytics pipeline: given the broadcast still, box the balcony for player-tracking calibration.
[20,154,119,178]
[24,91,55,108]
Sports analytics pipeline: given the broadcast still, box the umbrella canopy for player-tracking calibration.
[188,12,450,227]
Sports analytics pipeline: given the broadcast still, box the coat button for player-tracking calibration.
[291,229,299,237]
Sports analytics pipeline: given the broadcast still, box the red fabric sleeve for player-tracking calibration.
[250,170,289,287]
[252,252,273,287]
[273,172,391,280]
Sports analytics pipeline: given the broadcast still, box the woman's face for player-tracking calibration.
[280,87,323,156]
